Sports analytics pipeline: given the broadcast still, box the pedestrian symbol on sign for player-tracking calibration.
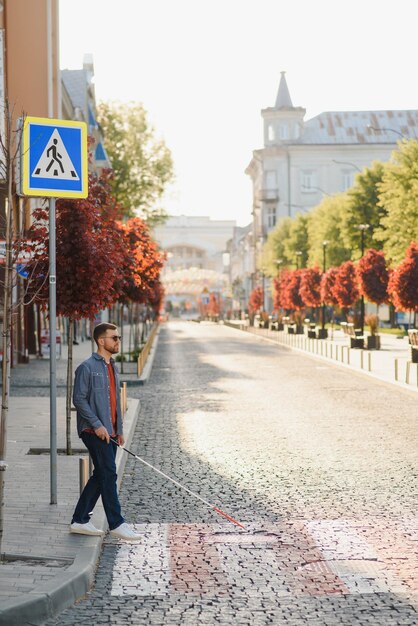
[32,129,79,181]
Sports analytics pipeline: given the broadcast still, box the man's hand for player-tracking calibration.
[94,425,110,443]
[116,434,125,446]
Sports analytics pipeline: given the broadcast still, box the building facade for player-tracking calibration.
[246,71,418,248]
[154,215,235,312]
[242,72,418,310]
[154,215,235,274]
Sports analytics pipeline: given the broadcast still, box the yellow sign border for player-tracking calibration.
[21,116,88,198]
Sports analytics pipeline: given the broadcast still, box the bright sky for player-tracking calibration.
[59,0,418,226]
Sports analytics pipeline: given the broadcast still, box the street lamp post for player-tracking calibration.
[318,240,329,339]
[367,125,411,140]
[358,224,370,336]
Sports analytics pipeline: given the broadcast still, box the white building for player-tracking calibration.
[241,72,418,312]
[154,215,235,273]
[154,215,236,309]
[246,72,418,247]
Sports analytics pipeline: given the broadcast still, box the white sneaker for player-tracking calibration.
[70,521,105,536]
[110,522,142,541]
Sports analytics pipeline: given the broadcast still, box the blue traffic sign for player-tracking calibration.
[20,116,88,198]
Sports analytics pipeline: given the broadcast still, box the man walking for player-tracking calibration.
[70,322,141,541]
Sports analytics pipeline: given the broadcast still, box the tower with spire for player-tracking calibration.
[261,71,305,146]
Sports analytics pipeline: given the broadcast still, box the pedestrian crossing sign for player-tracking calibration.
[19,116,88,198]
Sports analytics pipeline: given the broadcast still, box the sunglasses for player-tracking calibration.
[103,335,122,342]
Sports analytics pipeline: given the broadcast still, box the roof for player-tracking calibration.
[275,71,293,109]
[61,69,88,115]
[300,110,418,144]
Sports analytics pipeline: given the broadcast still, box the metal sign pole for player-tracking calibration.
[49,197,57,504]
[19,116,87,505]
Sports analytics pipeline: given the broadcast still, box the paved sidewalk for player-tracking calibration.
[225,321,418,392]
[0,329,159,626]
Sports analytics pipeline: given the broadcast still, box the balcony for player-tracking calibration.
[257,188,279,202]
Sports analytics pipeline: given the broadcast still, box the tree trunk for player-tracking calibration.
[90,318,95,354]
[66,319,74,455]
[120,303,124,374]
[0,134,15,553]
[128,302,133,359]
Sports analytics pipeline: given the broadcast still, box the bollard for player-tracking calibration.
[405,361,417,385]
[395,358,398,381]
[79,457,89,495]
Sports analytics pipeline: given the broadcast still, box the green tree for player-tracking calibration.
[376,140,418,263]
[260,217,293,276]
[284,213,310,268]
[307,193,351,267]
[97,101,174,225]
[341,161,387,257]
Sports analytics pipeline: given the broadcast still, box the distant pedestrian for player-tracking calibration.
[70,322,141,541]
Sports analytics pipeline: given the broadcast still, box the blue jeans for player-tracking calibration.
[71,432,125,530]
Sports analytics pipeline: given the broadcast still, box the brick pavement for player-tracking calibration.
[0,328,151,626]
[44,321,418,625]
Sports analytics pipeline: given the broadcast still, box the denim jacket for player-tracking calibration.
[73,353,123,437]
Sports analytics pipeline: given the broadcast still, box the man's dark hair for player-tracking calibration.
[93,322,117,346]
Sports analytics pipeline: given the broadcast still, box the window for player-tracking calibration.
[267,205,276,228]
[268,125,275,141]
[301,170,317,193]
[342,170,354,190]
[279,125,289,140]
[264,170,277,189]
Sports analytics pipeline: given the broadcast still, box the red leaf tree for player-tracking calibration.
[320,267,340,306]
[118,217,165,307]
[273,269,292,311]
[117,216,166,350]
[356,249,389,305]
[147,280,165,315]
[207,292,220,319]
[388,242,418,313]
[285,270,304,310]
[299,267,322,308]
[248,286,264,314]
[332,261,359,309]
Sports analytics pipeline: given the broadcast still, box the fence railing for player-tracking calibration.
[137,322,159,377]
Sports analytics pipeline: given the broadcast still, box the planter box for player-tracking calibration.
[277,323,284,331]
[307,329,316,339]
[350,337,365,349]
[317,328,328,339]
[367,335,381,350]
[295,325,304,335]
[288,326,295,334]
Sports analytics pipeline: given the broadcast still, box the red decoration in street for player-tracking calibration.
[299,267,322,307]
[388,242,418,311]
[356,249,389,305]
[320,267,340,306]
[332,261,359,308]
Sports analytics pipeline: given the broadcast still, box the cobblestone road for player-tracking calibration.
[46,321,417,625]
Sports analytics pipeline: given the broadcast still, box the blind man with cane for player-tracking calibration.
[70,323,141,541]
